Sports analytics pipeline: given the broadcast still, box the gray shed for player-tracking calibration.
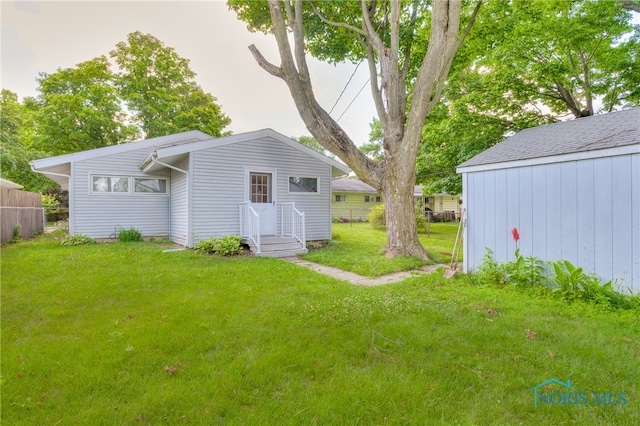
[31,129,350,256]
[457,108,639,294]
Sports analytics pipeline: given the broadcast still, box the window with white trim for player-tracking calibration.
[91,175,168,195]
[135,178,167,194]
[288,176,318,193]
[92,176,129,193]
[335,194,347,203]
[364,195,381,203]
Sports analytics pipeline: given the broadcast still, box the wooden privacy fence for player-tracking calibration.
[1,187,44,244]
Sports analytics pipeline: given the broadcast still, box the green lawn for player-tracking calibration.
[2,233,639,425]
[302,221,460,277]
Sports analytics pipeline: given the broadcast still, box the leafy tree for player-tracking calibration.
[466,0,639,118]
[230,0,483,258]
[0,90,51,191]
[34,56,138,156]
[359,119,384,162]
[292,135,334,158]
[417,0,639,194]
[111,31,231,138]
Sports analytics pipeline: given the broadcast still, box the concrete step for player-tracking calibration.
[243,236,306,258]
[260,242,304,251]
[255,248,308,258]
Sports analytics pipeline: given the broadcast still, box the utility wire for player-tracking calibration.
[337,77,370,122]
[328,61,363,115]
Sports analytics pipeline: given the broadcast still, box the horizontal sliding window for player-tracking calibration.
[91,175,168,195]
[335,195,347,203]
[92,176,129,193]
[364,195,381,203]
[289,176,318,193]
[135,178,167,194]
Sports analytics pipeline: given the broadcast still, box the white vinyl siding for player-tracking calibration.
[170,157,190,246]
[463,153,640,294]
[72,148,170,238]
[190,136,332,242]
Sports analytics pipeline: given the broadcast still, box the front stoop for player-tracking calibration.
[244,236,308,258]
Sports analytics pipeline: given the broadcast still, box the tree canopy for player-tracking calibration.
[416,0,639,195]
[0,90,51,191]
[2,32,231,192]
[111,31,231,138]
[34,56,138,156]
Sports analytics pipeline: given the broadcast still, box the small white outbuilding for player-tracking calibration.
[457,108,639,294]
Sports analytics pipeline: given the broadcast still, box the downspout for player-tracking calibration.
[147,152,189,247]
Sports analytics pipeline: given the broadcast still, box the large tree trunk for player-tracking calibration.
[380,148,426,258]
[248,0,480,259]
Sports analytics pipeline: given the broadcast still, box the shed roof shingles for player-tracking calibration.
[458,108,639,168]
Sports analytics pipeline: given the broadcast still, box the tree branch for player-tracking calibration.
[621,0,640,13]
[248,45,283,78]
[456,0,483,50]
[308,1,368,37]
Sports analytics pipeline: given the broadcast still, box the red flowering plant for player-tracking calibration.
[511,227,520,247]
[505,227,545,286]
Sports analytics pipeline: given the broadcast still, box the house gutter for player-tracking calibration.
[145,152,188,175]
[30,162,71,180]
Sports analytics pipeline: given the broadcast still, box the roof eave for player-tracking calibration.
[457,144,640,174]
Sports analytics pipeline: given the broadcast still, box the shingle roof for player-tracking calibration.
[332,177,435,196]
[331,177,377,192]
[457,108,639,169]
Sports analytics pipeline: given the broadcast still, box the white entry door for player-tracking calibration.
[249,171,276,235]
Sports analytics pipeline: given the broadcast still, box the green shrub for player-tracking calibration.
[368,204,386,230]
[504,249,546,287]
[194,236,243,256]
[10,224,22,243]
[61,234,96,246]
[475,248,507,286]
[194,238,217,255]
[477,248,639,311]
[369,204,430,232]
[118,227,142,242]
[214,235,243,256]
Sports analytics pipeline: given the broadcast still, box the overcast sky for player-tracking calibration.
[1,0,377,144]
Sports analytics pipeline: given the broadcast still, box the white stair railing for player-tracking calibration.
[239,201,261,254]
[279,203,305,249]
[292,207,305,249]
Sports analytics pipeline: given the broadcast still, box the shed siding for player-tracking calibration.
[576,160,595,269]
[633,154,640,293]
[190,137,332,243]
[170,156,190,246]
[463,153,639,294]
[72,148,170,238]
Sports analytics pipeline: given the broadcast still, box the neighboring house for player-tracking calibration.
[331,176,460,221]
[413,186,461,221]
[31,129,350,256]
[0,178,44,244]
[457,108,639,294]
[331,177,382,221]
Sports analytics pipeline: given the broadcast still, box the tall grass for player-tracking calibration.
[2,235,638,424]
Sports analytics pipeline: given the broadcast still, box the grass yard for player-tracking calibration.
[302,221,460,277]
[2,232,639,425]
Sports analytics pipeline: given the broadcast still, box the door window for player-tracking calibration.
[250,173,271,203]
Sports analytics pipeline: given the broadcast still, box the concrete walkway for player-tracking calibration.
[284,257,451,286]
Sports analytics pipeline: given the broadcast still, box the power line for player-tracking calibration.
[337,77,370,122]
[328,61,362,115]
